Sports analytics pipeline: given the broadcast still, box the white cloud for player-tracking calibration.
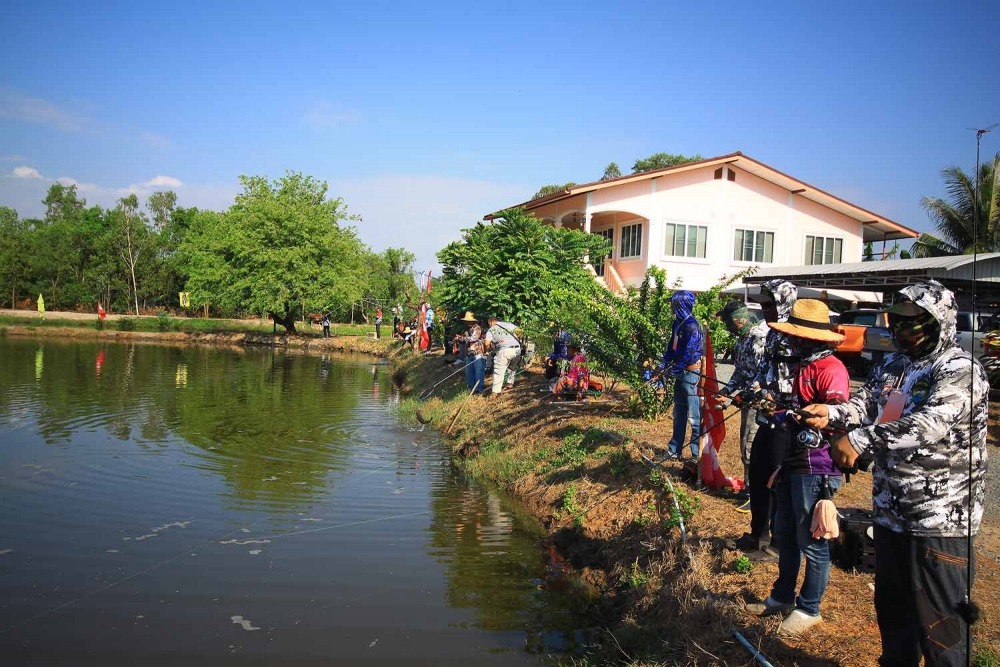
[302,101,362,129]
[144,175,183,188]
[12,166,43,180]
[0,87,83,132]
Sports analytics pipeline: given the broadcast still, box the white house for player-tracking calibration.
[486,152,918,292]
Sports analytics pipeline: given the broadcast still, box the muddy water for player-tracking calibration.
[0,339,593,665]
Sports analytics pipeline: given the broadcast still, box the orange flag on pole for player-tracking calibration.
[698,332,742,490]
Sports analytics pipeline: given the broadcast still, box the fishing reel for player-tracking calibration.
[796,427,824,449]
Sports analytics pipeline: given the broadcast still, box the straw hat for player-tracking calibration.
[459,311,478,322]
[768,299,844,343]
[402,326,414,335]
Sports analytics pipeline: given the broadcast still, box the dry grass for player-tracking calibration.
[396,350,1000,666]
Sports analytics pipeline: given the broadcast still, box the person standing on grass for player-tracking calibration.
[799,281,988,667]
[744,299,847,636]
[714,300,768,511]
[484,315,521,396]
[661,290,704,461]
[321,313,331,339]
[375,306,383,339]
[456,312,486,393]
[729,279,798,555]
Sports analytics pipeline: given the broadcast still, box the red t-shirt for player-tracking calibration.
[786,354,850,475]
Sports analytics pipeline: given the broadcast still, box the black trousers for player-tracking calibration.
[747,425,775,540]
[874,526,974,667]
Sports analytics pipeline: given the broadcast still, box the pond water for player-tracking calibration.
[0,338,594,665]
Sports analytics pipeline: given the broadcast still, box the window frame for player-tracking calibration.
[618,221,644,261]
[804,234,845,266]
[731,227,776,265]
[662,220,709,261]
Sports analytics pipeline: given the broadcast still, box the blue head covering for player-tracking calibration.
[671,290,696,322]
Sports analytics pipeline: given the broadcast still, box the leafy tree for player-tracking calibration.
[147,191,177,232]
[551,267,748,419]
[631,152,703,174]
[0,207,29,307]
[113,194,151,315]
[436,207,610,328]
[181,172,365,332]
[911,152,1000,257]
[601,162,621,180]
[531,182,577,200]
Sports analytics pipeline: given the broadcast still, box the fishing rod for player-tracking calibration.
[414,358,479,424]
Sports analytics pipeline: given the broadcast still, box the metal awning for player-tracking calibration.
[743,254,1000,306]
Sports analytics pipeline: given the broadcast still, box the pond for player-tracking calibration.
[0,338,594,665]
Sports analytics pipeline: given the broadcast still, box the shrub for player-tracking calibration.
[156,312,172,332]
[116,318,136,331]
[557,482,585,528]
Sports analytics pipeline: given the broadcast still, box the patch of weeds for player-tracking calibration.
[156,312,172,332]
[633,502,656,527]
[974,647,1000,667]
[116,317,136,331]
[464,439,538,487]
[557,482,585,528]
[734,555,753,574]
[608,447,630,477]
[662,485,700,532]
[621,560,649,589]
[539,431,589,473]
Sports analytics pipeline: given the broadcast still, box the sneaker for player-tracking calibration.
[665,451,680,461]
[735,498,751,513]
[777,609,822,636]
[734,489,750,502]
[745,596,795,618]
[730,533,760,552]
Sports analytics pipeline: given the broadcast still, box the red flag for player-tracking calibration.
[97,303,106,320]
[698,332,742,490]
[426,270,432,294]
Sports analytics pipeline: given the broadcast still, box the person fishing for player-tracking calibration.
[730,279,798,555]
[551,342,589,399]
[484,315,522,396]
[799,281,988,667]
[455,312,486,394]
[744,299,848,636]
[660,290,705,461]
[714,300,768,512]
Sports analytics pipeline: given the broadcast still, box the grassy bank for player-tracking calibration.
[393,350,1000,666]
[0,313,374,337]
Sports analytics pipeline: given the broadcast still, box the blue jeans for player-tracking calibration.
[770,473,842,616]
[667,369,701,458]
[464,355,486,393]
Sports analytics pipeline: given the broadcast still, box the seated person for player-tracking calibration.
[545,329,572,380]
[552,343,589,399]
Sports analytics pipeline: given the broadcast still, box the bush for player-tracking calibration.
[116,318,136,331]
[156,312,172,332]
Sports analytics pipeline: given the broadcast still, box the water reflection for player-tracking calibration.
[0,338,593,664]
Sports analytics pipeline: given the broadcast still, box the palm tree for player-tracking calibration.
[911,152,1000,257]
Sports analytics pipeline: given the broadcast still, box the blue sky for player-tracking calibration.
[2,1,999,271]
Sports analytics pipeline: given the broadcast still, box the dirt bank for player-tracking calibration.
[0,324,397,356]
[396,350,1000,666]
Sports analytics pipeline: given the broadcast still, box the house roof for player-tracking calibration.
[743,253,1000,290]
[485,151,919,242]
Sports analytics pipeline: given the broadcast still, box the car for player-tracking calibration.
[955,310,996,359]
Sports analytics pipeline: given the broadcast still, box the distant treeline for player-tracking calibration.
[0,174,417,328]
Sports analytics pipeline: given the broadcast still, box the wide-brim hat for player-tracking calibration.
[460,311,478,322]
[768,299,844,343]
[402,327,414,335]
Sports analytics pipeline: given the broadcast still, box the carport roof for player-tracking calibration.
[743,254,1000,301]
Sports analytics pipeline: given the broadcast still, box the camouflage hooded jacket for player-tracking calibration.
[725,318,769,395]
[827,281,989,537]
[752,279,798,399]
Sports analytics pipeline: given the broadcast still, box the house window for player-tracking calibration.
[805,235,843,265]
[734,229,774,263]
[663,223,707,259]
[620,223,643,259]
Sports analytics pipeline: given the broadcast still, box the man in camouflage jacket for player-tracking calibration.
[715,301,768,499]
[802,281,988,667]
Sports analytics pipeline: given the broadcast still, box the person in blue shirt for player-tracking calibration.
[661,290,705,460]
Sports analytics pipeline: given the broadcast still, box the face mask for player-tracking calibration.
[889,311,940,358]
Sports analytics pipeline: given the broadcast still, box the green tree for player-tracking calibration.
[147,190,177,232]
[531,182,577,200]
[113,194,151,315]
[436,207,610,328]
[0,207,30,307]
[181,172,365,332]
[911,152,1000,257]
[601,162,621,180]
[631,152,703,174]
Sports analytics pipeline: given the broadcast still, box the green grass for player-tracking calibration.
[462,439,548,487]
[557,482,586,527]
[0,314,374,337]
[974,647,1000,667]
